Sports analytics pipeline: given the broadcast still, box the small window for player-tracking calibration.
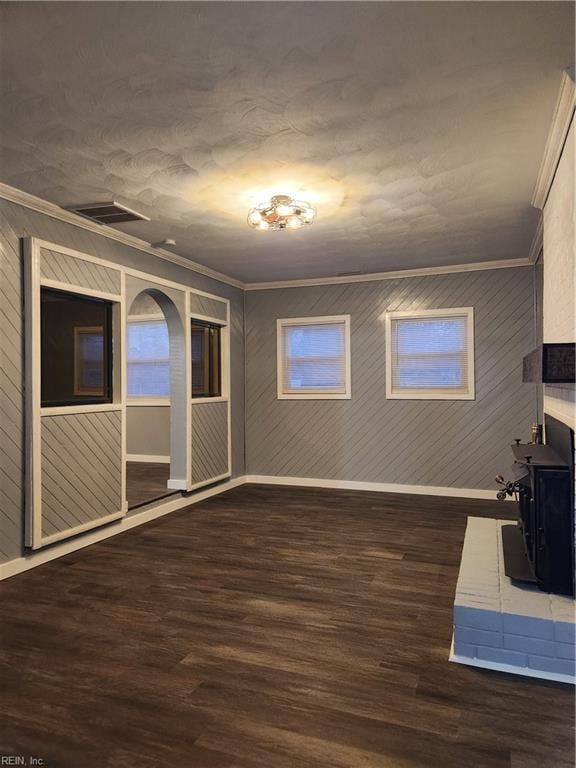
[277,316,351,399]
[127,319,170,398]
[385,308,474,400]
[41,287,113,407]
[74,327,106,397]
[191,320,221,398]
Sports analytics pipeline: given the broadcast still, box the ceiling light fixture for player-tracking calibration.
[247,194,316,231]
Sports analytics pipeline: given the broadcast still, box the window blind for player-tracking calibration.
[279,320,348,395]
[127,319,170,397]
[75,328,105,394]
[388,313,473,397]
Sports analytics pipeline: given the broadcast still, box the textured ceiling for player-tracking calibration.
[0,2,573,282]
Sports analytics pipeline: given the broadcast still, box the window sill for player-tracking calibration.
[277,393,351,400]
[127,398,170,406]
[41,403,122,416]
[191,395,229,404]
[386,391,475,400]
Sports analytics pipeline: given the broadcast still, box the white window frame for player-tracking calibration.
[276,315,352,400]
[385,307,475,400]
[190,314,229,404]
[127,313,170,405]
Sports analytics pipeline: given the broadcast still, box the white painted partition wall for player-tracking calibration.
[24,237,231,550]
[24,237,127,549]
[190,292,232,491]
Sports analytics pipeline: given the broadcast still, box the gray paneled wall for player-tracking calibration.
[41,411,122,539]
[245,267,538,490]
[191,401,229,485]
[190,293,227,322]
[0,198,245,566]
[0,210,24,563]
[40,247,121,295]
[129,291,163,316]
[127,406,170,458]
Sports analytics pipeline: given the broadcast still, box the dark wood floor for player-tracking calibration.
[127,461,175,509]
[0,486,573,768]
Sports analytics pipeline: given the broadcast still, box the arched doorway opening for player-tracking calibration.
[125,286,188,508]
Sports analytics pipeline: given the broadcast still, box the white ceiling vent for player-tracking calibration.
[67,202,150,225]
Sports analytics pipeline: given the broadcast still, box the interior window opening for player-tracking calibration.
[191,320,222,398]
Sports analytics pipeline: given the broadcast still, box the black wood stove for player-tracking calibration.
[497,415,575,597]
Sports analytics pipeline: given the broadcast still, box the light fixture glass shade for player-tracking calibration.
[247,194,316,231]
[248,209,262,225]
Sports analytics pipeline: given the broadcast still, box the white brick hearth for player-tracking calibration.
[451,517,575,684]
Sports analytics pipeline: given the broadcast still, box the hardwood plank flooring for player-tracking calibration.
[0,485,573,767]
[127,461,175,509]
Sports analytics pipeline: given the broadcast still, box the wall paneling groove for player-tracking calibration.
[245,267,538,490]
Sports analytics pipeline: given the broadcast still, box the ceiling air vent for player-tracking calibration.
[67,202,150,225]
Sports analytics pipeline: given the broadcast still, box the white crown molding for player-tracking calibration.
[243,258,532,291]
[0,181,534,293]
[532,69,575,210]
[0,181,244,290]
[528,214,543,264]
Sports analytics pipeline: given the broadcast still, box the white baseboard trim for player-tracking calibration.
[0,476,246,581]
[0,473,505,581]
[188,472,232,493]
[167,478,187,490]
[244,474,505,501]
[127,454,170,464]
[449,638,574,686]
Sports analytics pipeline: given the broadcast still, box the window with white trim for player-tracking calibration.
[127,317,170,398]
[191,320,222,398]
[277,316,351,399]
[385,308,475,400]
